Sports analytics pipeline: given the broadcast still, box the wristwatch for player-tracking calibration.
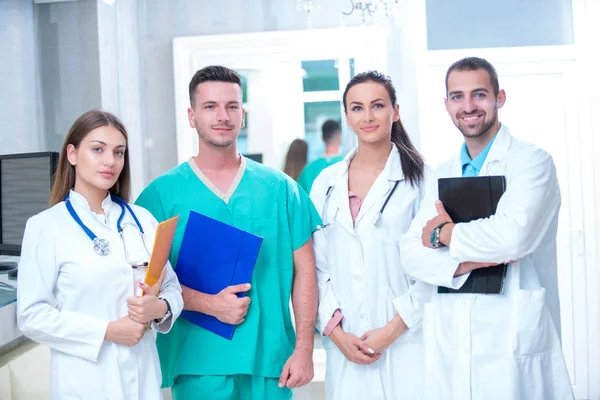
[154,297,172,325]
[430,222,450,248]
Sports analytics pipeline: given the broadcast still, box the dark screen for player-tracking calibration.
[0,153,57,255]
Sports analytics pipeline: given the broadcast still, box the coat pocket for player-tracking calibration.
[510,288,553,356]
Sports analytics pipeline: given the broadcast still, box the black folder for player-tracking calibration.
[437,176,507,294]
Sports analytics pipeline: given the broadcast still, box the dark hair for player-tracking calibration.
[342,71,424,187]
[445,57,499,96]
[189,65,242,108]
[321,119,341,144]
[50,110,131,206]
[283,139,308,181]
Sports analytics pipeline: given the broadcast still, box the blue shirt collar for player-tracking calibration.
[461,132,499,173]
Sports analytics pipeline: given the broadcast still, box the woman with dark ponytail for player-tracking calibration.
[310,71,432,399]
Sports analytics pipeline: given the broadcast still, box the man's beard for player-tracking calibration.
[455,110,497,139]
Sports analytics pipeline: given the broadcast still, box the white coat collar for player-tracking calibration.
[451,123,511,176]
[338,143,404,182]
[68,190,114,215]
[334,143,405,228]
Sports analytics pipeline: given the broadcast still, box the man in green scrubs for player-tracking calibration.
[297,119,344,194]
[136,65,320,400]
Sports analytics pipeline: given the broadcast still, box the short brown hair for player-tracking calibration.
[188,65,242,108]
[445,57,500,96]
[50,110,131,206]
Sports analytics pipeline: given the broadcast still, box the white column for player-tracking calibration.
[384,0,428,151]
[573,0,600,398]
[97,0,146,198]
[246,63,305,169]
[0,0,41,154]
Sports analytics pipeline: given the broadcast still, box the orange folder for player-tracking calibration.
[143,215,180,296]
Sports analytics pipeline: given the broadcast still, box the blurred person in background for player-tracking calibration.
[298,119,344,193]
[283,138,309,181]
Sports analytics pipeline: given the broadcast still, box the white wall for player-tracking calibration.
[35,0,102,152]
[30,0,146,195]
[35,0,101,151]
[97,0,146,196]
[0,0,579,180]
[140,0,366,179]
[0,0,42,155]
[425,0,574,50]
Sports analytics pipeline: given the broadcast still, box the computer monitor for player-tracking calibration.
[0,152,59,256]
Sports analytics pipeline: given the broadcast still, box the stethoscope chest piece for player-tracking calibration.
[93,238,111,256]
[65,192,145,260]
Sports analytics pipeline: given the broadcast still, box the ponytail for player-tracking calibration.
[391,120,424,187]
[343,70,425,187]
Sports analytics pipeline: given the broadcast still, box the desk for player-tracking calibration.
[0,256,21,358]
[0,341,49,400]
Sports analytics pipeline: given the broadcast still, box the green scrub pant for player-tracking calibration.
[171,374,292,400]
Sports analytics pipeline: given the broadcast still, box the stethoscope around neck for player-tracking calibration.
[316,180,401,232]
[64,192,149,267]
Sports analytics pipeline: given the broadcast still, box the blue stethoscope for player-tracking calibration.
[64,193,147,264]
[317,180,401,231]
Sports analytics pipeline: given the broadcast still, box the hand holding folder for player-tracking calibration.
[175,211,263,340]
[142,215,180,296]
[437,176,507,294]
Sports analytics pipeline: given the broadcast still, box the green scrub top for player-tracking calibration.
[297,155,344,194]
[135,157,321,386]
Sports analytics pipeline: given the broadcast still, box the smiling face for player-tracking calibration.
[188,80,245,148]
[445,69,506,140]
[67,125,127,194]
[344,81,400,146]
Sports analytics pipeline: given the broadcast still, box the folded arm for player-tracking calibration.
[448,151,560,263]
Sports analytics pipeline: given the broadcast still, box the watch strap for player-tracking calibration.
[154,297,172,325]
[431,221,450,248]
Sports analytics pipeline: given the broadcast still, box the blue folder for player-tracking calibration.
[175,210,263,340]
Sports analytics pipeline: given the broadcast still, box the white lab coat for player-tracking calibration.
[311,146,433,400]
[400,125,574,400]
[17,191,183,400]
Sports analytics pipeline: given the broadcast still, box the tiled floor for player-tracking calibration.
[294,382,326,399]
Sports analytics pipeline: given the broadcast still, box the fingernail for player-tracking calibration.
[246,284,251,289]
[368,348,375,354]
[278,383,283,388]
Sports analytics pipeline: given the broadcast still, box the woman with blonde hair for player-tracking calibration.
[17,109,183,400]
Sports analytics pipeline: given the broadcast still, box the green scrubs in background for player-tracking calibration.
[135,157,321,400]
[297,155,344,194]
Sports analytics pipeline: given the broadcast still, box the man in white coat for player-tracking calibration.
[400,57,574,399]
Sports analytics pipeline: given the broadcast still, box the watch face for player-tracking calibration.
[430,228,439,247]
